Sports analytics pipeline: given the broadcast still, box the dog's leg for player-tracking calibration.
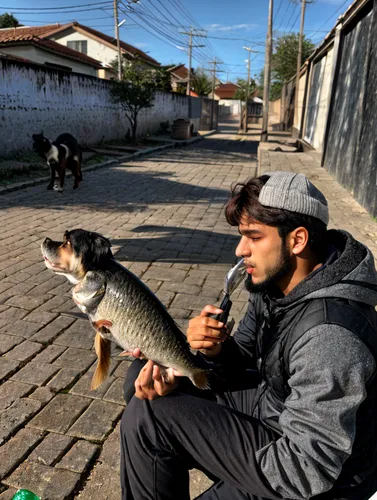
[47,162,55,190]
[72,161,80,189]
[56,161,66,193]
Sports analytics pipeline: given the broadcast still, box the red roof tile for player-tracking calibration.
[214,82,240,99]
[69,23,160,66]
[0,24,60,42]
[0,22,160,66]
[0,36,103,68]
[168,64,188,79]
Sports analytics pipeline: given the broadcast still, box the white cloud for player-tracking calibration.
[206,23,258,32]
[135,42,148,48]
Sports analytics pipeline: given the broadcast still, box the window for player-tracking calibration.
[67,40,88,55]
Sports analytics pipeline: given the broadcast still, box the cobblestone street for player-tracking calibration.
[0,118,258,499]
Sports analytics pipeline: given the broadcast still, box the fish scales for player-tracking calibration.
[73,267,209,389]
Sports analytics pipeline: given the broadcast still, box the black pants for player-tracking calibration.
[120,360,282,500]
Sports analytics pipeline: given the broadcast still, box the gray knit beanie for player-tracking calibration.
[259,171,329,225]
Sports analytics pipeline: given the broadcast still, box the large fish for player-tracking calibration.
[72,268,210,391]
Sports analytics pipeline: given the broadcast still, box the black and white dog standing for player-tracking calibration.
[32,132,83,192]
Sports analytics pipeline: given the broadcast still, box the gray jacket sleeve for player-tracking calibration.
[255,324,376,499]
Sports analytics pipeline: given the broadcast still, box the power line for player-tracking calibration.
[121,2,210,65]
[275,2,293,31]
[1,6,114,14]
[309,0,350,38]
[0,1,112,10]
[288,8,301,32]
[273,0,284,22]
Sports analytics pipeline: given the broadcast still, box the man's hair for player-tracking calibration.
[225,176,328,257]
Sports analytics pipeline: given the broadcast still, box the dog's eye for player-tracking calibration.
[66,241,71,246]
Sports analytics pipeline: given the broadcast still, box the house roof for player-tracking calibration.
[167,64,189,80]
[214,82,240,99]
[0,35,103,68]
[216,82,240,91]
[0,51,32,63]
[0,24,61,41]
[0,22,160,66]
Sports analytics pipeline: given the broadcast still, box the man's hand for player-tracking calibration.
[134,360,179,400]
[187,305,228,357]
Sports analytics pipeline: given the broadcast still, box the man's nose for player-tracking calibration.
[235,237,250,258]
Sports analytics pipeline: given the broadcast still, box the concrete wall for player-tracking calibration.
[0,58,190,157]
[269,98,282,125]
[294,72,307,131]
[303,47,334,152]
[0,45,98,77]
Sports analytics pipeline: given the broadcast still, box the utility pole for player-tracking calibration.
[243,46,258,133]
[180,27,206,118]
[261,0,273,142]
[114,0,122,80]
[207,58,224,130]
[289,0,315,129]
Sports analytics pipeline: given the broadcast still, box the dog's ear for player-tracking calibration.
[91,233,112,261]
[81,231,112,271]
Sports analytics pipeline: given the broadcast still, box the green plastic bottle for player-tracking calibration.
[11,490,41,500]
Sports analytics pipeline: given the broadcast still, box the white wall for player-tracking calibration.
[218,99,241,115]
[294,72,307,130]
[0,58,190,157]
[303,47,334,152]
[50,30,118,67]
[0,45,97,76]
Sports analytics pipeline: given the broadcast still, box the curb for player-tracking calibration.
[0,132,216,196]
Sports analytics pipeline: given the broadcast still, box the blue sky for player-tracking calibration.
[1,0,354,81]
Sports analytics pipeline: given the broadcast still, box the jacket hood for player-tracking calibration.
[275,230,377,307]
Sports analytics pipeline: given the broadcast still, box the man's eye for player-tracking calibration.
[251,237,261,241]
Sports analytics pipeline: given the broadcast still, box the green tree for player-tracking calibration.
[272,33,315,83]
[258,34,315,101]
[191,68,212,96]
[0,12,19,28]
[110,63,156,144]
[110,55,172,91]
[234,77,257,101]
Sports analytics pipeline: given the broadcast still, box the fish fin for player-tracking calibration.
[91,332,111,390]
[92,319,113,330]
[190,371,211,390]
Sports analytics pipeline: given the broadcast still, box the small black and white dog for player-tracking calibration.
[32,132,83,192]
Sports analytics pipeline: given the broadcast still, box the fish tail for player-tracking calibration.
[190,370,210,390]
[91,332,111,390]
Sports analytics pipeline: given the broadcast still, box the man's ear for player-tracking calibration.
[290,227,309,255]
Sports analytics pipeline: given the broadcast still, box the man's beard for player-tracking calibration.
[245,240,292,293]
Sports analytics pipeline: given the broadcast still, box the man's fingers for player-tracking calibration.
[200,305,223,317]
[190,340,221,350]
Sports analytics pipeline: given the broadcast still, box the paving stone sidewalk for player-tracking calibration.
[0,118,258,499]
[2,119,376,500]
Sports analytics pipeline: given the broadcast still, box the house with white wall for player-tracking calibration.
[45,22,160,69]
[0,23,159,78]
[0,35,104,77]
